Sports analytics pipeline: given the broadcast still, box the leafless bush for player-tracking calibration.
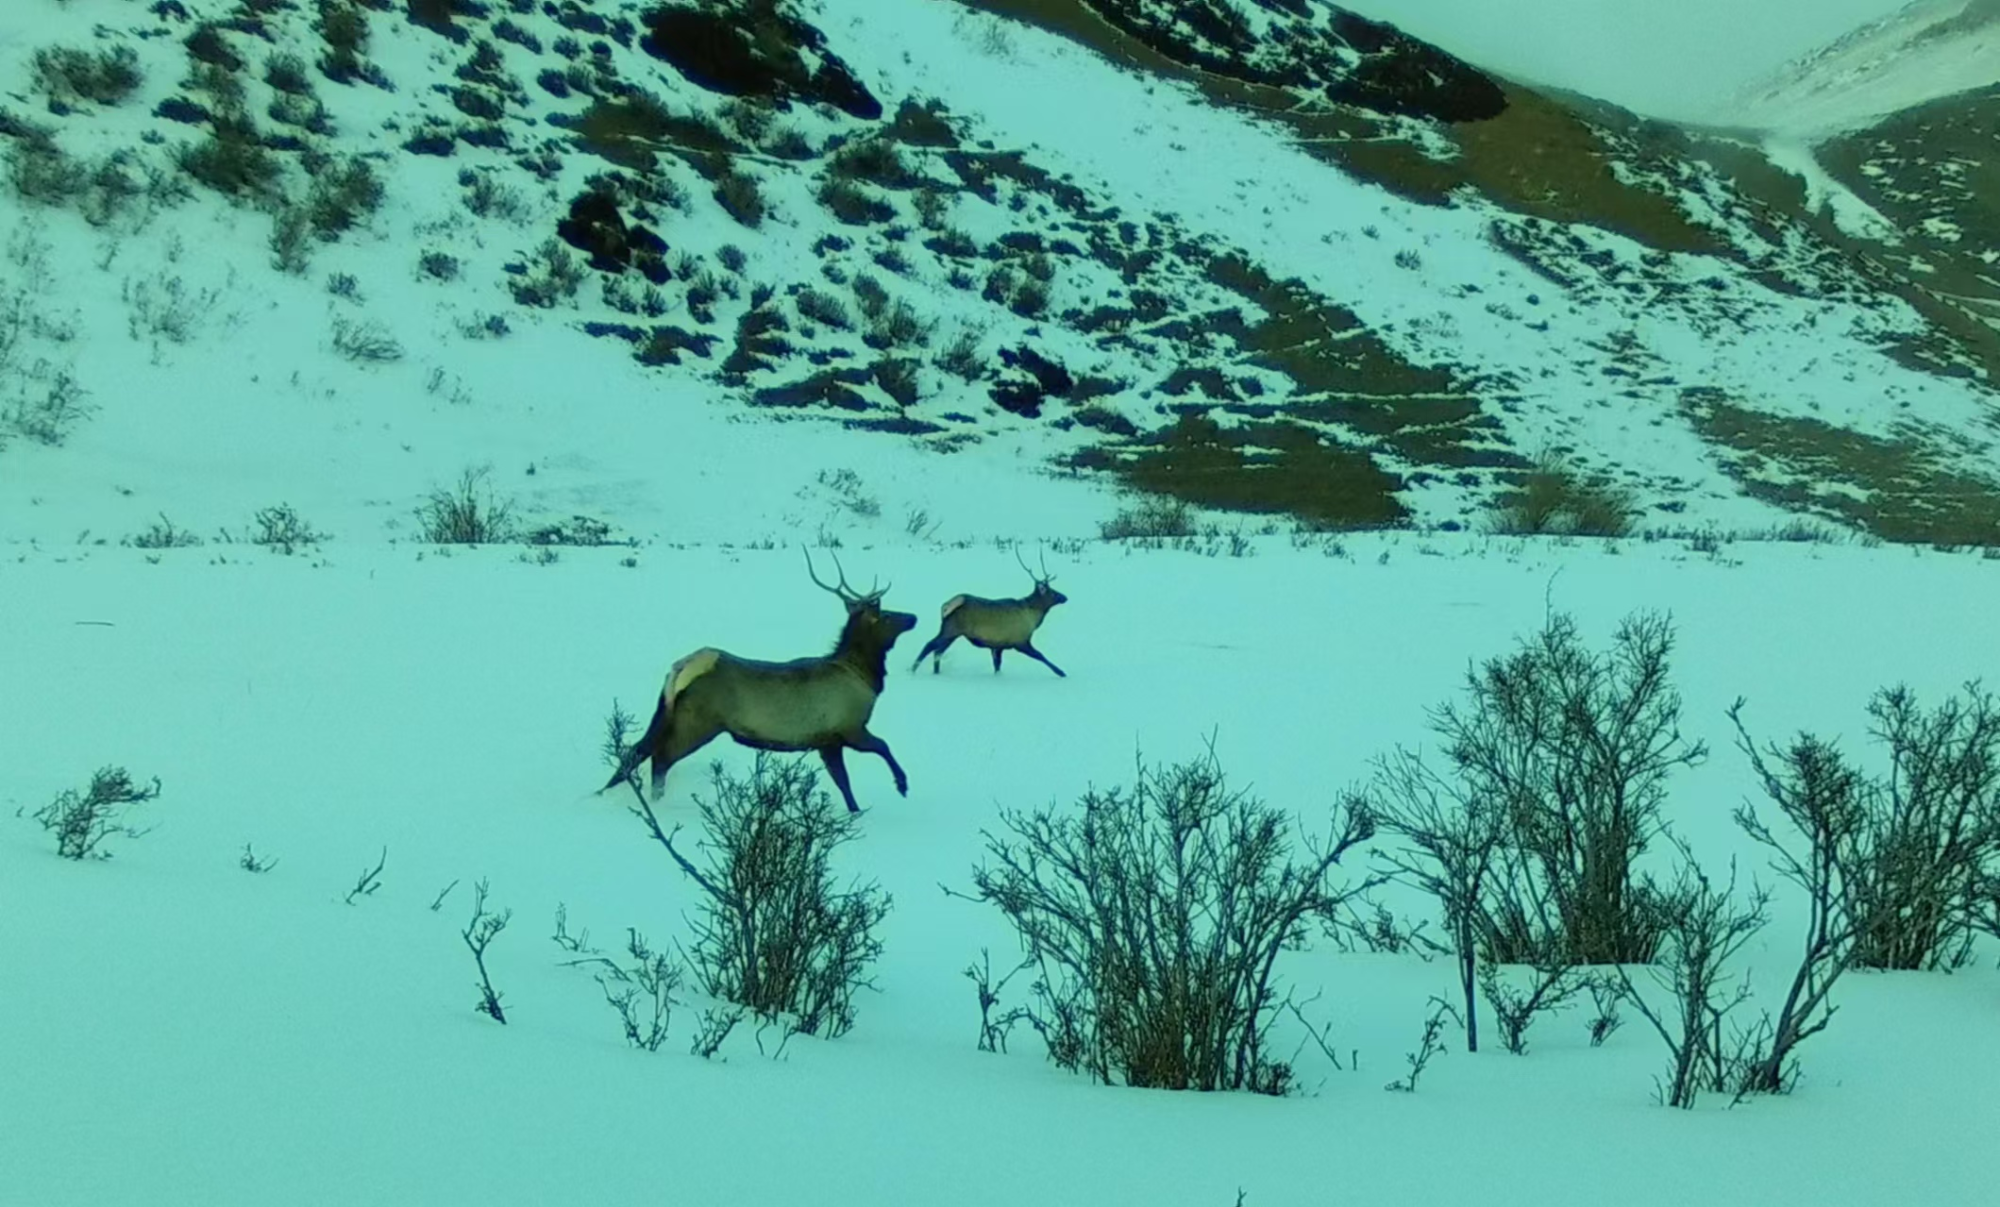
[795,287,851,330]
[1441,611,1703,966]
[970,746,1372,1093]
[1477,960,1587,1054]
[508,237,585,308]
[934,326,984,380]
[330,316,402,363]
[713,169,765,229]
[632,755,891,1039]
[344,846,385,904]
[1100,495,1195,541]
[126,513,203,549]
[463,878,511,1024]
[1384,997,1459,1092]
[5,367,93,446]
[1609,852,1768,1108]
[416,465,517,544]
[34,767,161,860]
[251,503,325,553]
[307,155,383,237]
[123,273,221,344]
[33,45,144,108]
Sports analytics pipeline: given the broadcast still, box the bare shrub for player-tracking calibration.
[264,51,314,96]
[176,120,280,201]
[1440,611,1704,966]
[126,513,203,549]
[508,238,585,308]
[556,917,685,1052]
[970,746,1372,1093]
[1491,455,1633,537]
[794,287,851,330]
[1384,997,1460,1092]
[251,503,325,553]
[713,169,765,228]
[1100,495,1195,541]
[6,369,94,446]
[34,766,161,860]
[1609,853,1769,1108]
[123,273,222,345]
[934,326,984,380]
[330,316,402,363]
[317,0,371,83]
[307,155,384,237]
[416,465,517,544]
[6,131,86,207]
[631,755,891,1039]
[32,45,144,108]
[462,878,511,1024]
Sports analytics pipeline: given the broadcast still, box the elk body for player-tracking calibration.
[603,552,918,813]
[911,550,1068,677]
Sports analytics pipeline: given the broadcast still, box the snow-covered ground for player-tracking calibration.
[5,536,1999,1206]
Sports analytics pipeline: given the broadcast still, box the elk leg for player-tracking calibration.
[1021,642,1066,678]
[850,732,908,796]
[818,745,863,813]
[651,721,721,802]
[912,631,957,674]
[991,648,1004,674]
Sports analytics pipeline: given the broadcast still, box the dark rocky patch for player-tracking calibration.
[556,187,671,279]
[639,1,880,119]
[753,368,873,410]
[844,414,946,436]
[154,96,212,125]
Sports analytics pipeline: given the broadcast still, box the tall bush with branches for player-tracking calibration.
[631,755,889,1039]
[1442,611,1704,966]
[970,746,1373,1093]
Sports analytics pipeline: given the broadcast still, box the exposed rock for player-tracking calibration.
[638,1,880,120]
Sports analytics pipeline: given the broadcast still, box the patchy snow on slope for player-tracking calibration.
[1760,138,1905,242]
[1717,0,2000,137]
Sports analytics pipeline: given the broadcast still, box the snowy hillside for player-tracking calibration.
[1717,0,2000,137]
[0,0,1996,549]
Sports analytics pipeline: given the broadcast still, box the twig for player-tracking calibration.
[428,878,459,912]
[344,846,386,904]
[462,877,511,1024]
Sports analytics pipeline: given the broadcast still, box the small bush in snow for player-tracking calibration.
[634,754,891,1039]
[123,273,221,345]
[794,287,851,330]
[1491,454,1633,538]
[873,355,920,406]
[934,327,984,380]
[269,205,313,274]
[459,169,527,222]
[713,169,766,229]
[416,466,518,545]
[827,138,908,188]
[1384,997,1460,1092]
[307,156,384,237]
[316,0,372,83]
[818,177,893,226]
[34,766,161,860]
[6,131,87,208]
[462,879,512,1024]
[264,51,314,96]
[971,746,1372,1093]
[5,369,94,447]
[1608,852,1768,1108]
[866,298,931,351]
[176,120,280,201]
[251,503,325,553]
[32,45,144,108]
[418,250,460,281]
[126,513,204,549]
[1100,495,1195,541]
[508,238,585,308]
[330,316,403,363]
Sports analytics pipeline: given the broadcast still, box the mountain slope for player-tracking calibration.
[0,0,1996,551]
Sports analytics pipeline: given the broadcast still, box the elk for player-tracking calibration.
[911,547,1068,677]
[602,550,918,813]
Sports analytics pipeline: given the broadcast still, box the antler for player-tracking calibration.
[805,547,887,603]
[1016,543,1053,584]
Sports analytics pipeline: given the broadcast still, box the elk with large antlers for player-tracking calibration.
[603,550,919,813]
[910,547,1069,677]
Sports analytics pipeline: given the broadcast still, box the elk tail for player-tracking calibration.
[603,693,668,793]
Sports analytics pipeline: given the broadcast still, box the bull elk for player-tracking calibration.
[603,551,918,813]
[911,548,1069,677]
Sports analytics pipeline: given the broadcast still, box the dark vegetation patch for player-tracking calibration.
[752,367,874,411]
[1076,411,1409,529]
[556,184,671,280]
[638,1,881,119]
[1681,389,2000,546]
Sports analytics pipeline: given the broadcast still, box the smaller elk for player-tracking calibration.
[911,548,1068,677]
[603,551,918,813]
